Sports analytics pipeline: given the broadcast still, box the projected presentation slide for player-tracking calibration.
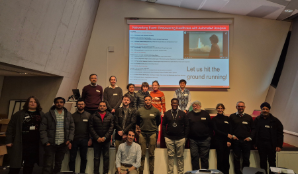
[129,24,230,88]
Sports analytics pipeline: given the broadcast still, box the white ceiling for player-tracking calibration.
[138,0,298,20]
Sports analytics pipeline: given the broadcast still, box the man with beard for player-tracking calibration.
[115,130,141,174]
[68,99,92,173]
[40,97,74,174]
[136,95,161,174]
[89,101,114,174]
[252,102,283,174]
[82,74,103,115]
[115,94,136,152]
[187,100,212,170]
[229,101,254,174]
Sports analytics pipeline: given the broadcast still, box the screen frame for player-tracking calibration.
[126,19,233,89]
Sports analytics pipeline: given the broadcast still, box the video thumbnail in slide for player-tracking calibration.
[184,31,229,59]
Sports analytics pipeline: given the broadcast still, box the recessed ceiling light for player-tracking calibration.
[285,9,293,13]
[18,72,28,74]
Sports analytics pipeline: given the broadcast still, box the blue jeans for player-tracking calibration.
[232,139,251,174]
[190,137,211,170]
[93,140,110,174]
[69,139,88,173]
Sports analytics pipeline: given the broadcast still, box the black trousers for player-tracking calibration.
[8,143,39,174]
[190,137,211,170]
[93,140,110,174]
[214,138,231,174]
[69,139,89,173]
[257,141,276,174]
[232,139,251,174]
[42,143,68,174]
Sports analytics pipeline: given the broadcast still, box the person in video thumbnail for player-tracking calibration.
[209,34,220,58]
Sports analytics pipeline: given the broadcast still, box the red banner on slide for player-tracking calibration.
[130,25,229,31]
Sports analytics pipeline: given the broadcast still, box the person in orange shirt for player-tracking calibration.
[150,80,166,147]
[150,80,166,114]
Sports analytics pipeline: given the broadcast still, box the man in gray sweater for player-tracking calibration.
[103,76,123,114]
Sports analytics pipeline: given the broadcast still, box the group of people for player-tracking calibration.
[5,74,284,174]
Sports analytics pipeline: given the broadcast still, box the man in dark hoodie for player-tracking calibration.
[40,97,75,174]
[187,100,212,170]
[89,101,114,174]
[252,102,283,174]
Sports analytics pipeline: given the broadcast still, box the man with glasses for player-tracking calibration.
[82,74,103,115]
[229,101,254,174]
[68,99,92,173]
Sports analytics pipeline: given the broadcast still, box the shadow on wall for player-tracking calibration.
[0,76,63,118]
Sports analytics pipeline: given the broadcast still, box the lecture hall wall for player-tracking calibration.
[78,0,291,115]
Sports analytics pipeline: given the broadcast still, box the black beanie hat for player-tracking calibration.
[260,102,271,110]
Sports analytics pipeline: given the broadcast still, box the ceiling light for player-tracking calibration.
[18,72,28,74]
[147,0,157,2]
[285,9,293,13]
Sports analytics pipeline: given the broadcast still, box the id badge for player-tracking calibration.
[30,126,35,130]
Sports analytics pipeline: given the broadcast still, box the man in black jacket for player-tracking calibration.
[230,101,253,174]
[114,94,136,151]
[187,100,212,170]
[40,97,75,174]
[89,101,114,174]
[114,94,136,170]
[252,102,283,174]
[162,98,189,174]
